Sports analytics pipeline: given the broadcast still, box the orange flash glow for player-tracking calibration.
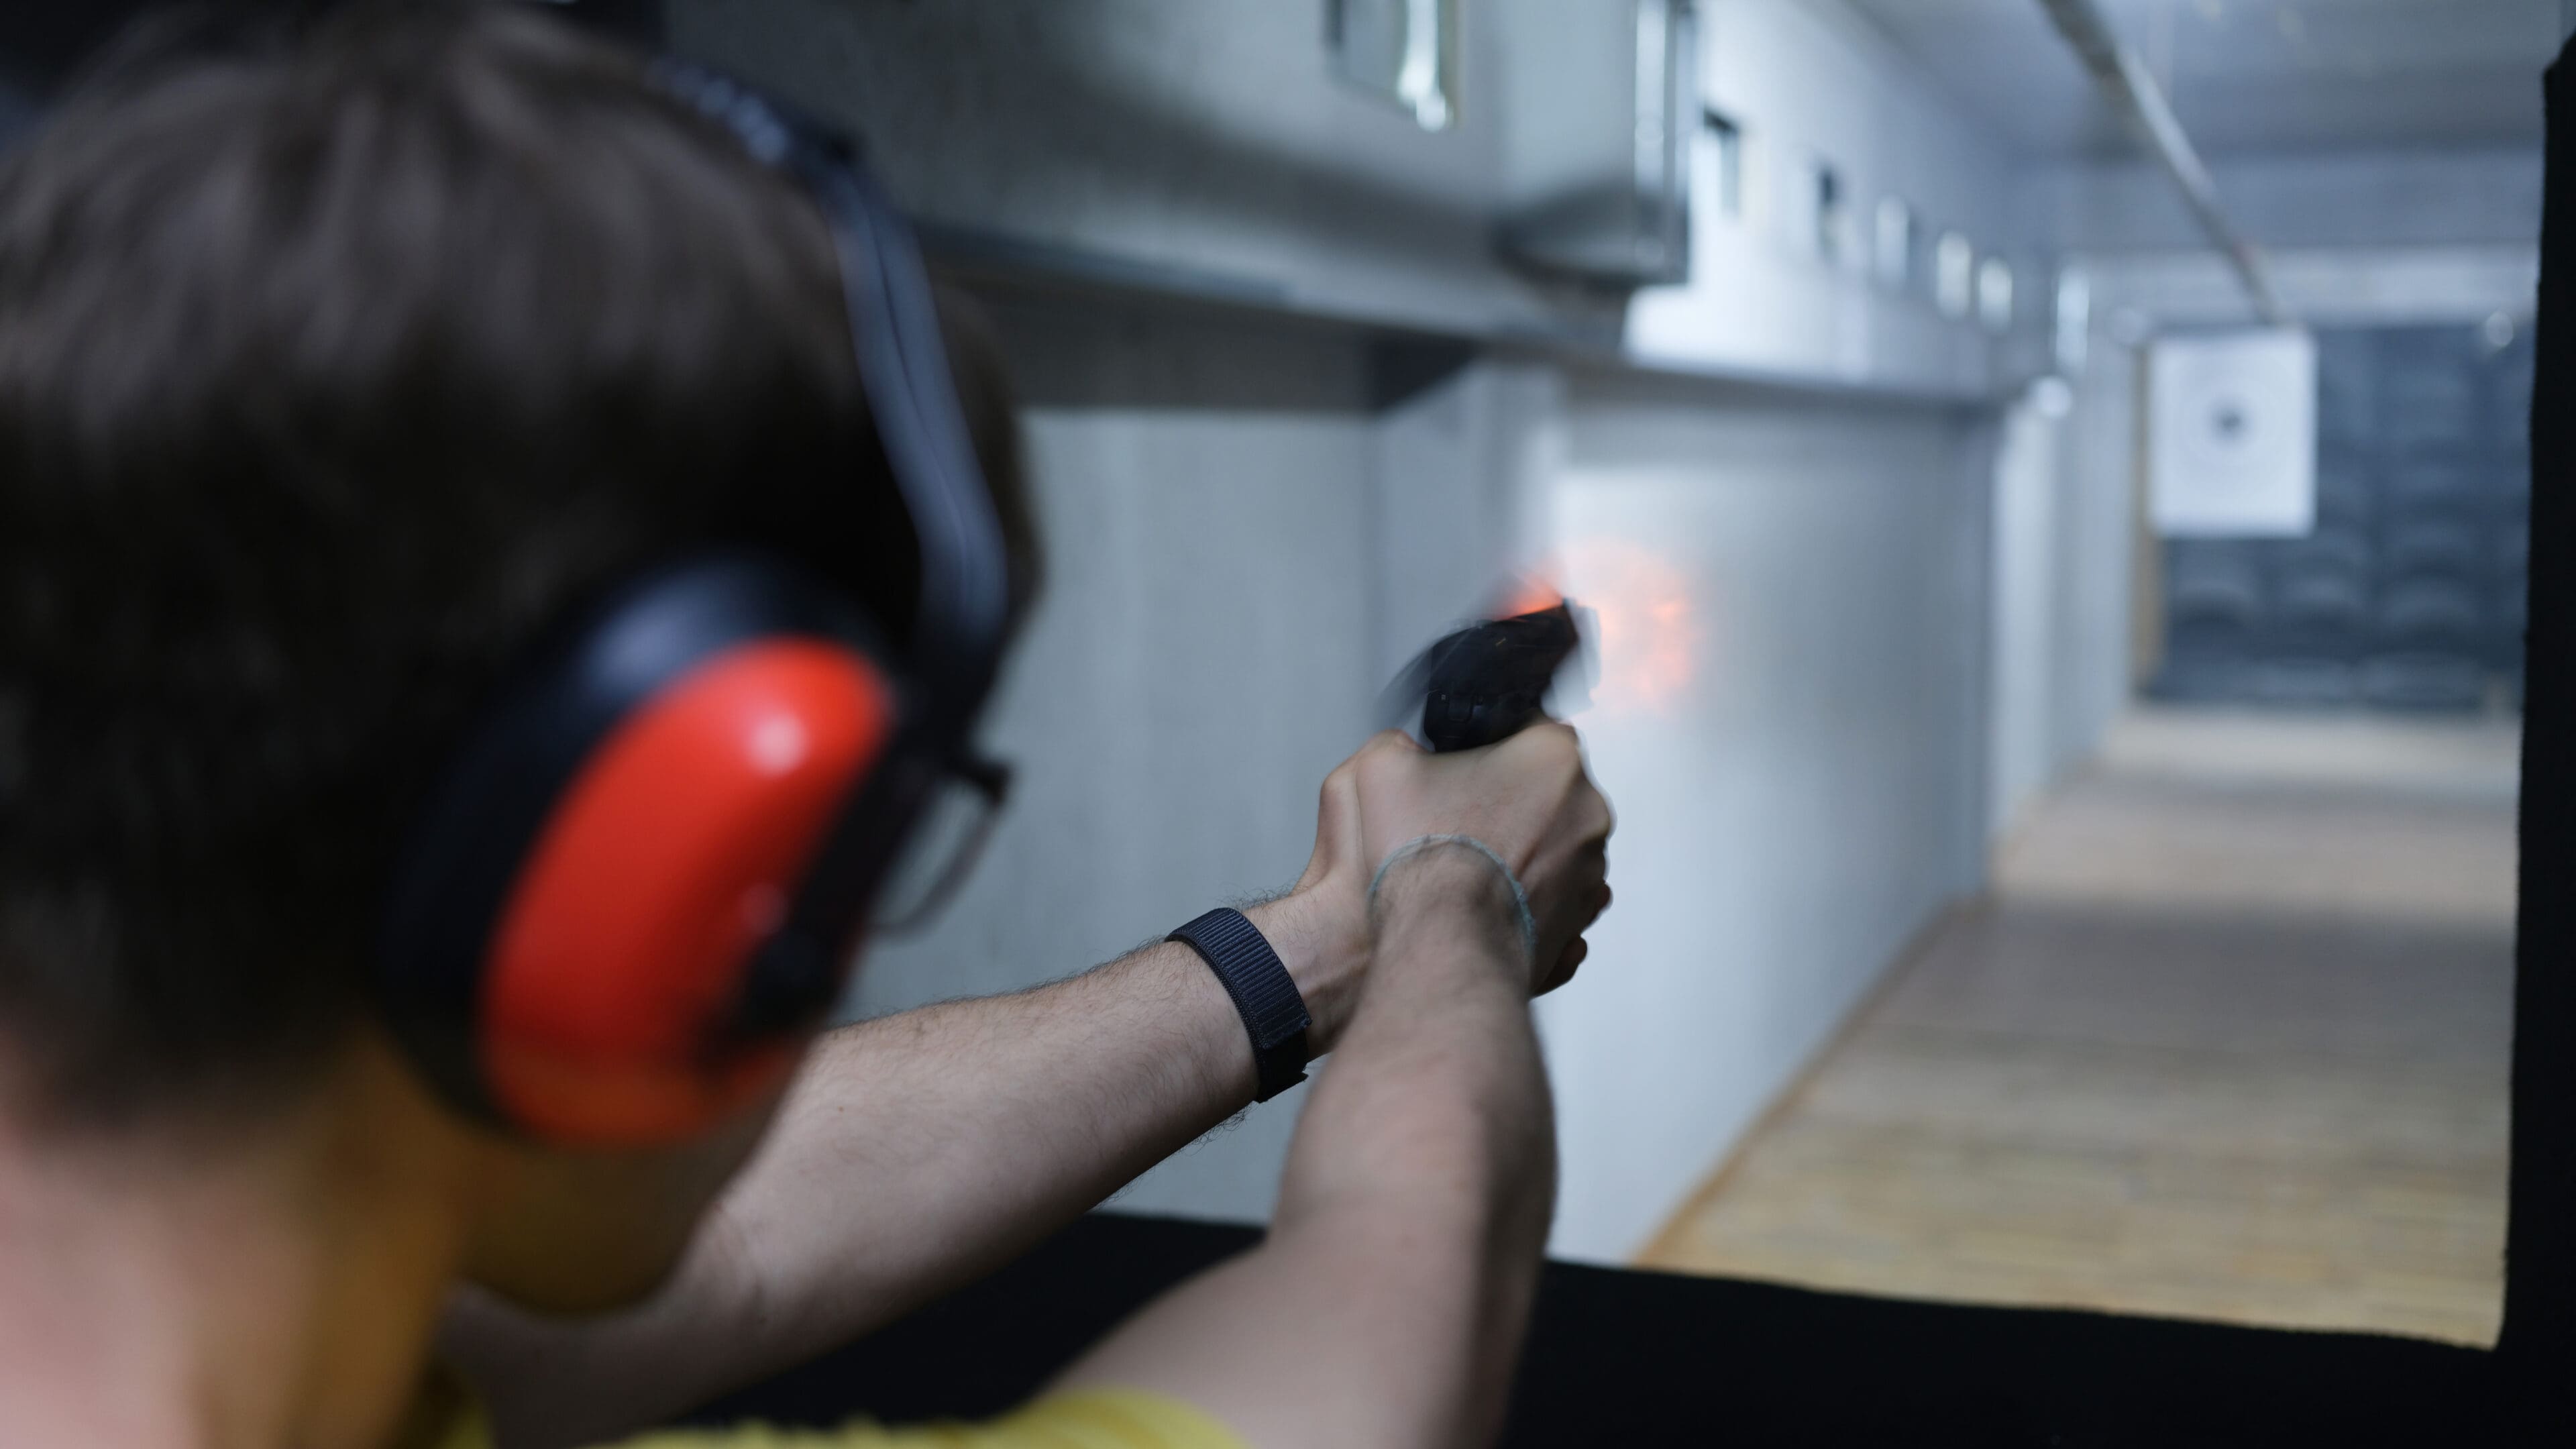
[1558,538,1699,717]
[1499,574,1566,619]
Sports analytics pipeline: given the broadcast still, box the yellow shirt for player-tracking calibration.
[435,1389,1249,1449]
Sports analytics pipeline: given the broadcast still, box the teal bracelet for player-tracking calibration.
[1367,834,1538,966]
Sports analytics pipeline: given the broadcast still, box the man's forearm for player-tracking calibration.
[448,891,1361,1449]
[1266,857,1556,1446]
[1053,851,1556,1449]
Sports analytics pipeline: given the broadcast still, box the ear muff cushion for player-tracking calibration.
[481,639,894,1144]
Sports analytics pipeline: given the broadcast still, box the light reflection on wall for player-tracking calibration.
[1534,402,1988,1265]
[1557,536,1701,720]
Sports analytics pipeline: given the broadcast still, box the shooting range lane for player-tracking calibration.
[1641,707,2517,1346]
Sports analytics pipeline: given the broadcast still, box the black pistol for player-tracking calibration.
[1403,600,1586,753]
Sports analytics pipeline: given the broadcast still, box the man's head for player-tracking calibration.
[0,0,1031,1309]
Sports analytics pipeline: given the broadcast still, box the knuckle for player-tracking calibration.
[1519,722,1581,773]
[1585,786,1615,831]
[1366,728,1419,759]
[1528,720,1578,752]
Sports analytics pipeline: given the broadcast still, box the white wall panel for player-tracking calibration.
[842,309,1382,1220]
[669,0,1619,341]
[1537,378,1991,1262]
[2025,148,2544,256]
[2087,246,2543,329]
[843,311,2000,1244]
[1627,0,2025,394]
[1989,396,2065,835]
[1369,360,1566,682]
[666,0,2028,1242]
[2055,336,2147,771]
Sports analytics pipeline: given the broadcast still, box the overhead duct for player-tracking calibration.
[2035,0,2289,326]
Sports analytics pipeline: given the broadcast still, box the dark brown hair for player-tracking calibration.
[0,0,1031,1124]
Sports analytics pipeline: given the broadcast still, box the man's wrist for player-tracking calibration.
[1242,885,1366,1054]
[1368,846,1525,973]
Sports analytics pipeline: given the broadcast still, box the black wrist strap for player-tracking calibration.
[1168,907,1311,1102]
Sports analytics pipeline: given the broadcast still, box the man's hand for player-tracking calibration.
[1276,723,1613,1033]
[1256,746,1371,1051]
[1051,722,1613,1449]
[1348,724,1613,995]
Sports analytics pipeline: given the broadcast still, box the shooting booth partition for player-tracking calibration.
[684,40,2576,1449]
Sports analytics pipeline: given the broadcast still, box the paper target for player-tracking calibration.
[2149,328,2318,539]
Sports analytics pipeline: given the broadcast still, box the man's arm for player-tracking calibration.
[1050,725,1610,1448]
[1051,852,1551,1448]
[448,815,1370,1449]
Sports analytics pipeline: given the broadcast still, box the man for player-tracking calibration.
[0,5,1613,1448]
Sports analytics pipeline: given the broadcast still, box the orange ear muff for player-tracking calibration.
[479,640,894,1146]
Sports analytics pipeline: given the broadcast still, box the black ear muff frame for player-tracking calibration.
[374,61,1014,1147]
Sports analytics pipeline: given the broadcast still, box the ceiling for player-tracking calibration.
[1843,0,2563,160]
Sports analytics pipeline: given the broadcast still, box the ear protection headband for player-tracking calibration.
[374,62,1013,1147]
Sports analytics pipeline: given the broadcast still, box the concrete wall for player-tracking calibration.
[853,291,2002,1252]
[674,0,2029,397]
[667,0,1617,341]
[2055,335,2146,771]
[2087,246,2542,330]
[1988,394,2067,835]
[690,0,2021,1249]
[2018,144,2548,763]
[1627,0,2029,395]
[1977,345,2141,849]
[2025,147,2545,255]
[845,296,1577,1220]
[545,0,2567,1263]
[1538,374,1994,1262]
[845,295,1385,1218]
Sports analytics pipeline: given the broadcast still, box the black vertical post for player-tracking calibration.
[2500,36,2576,1429]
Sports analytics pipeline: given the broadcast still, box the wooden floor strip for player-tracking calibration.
[1636,709,2517,1348]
